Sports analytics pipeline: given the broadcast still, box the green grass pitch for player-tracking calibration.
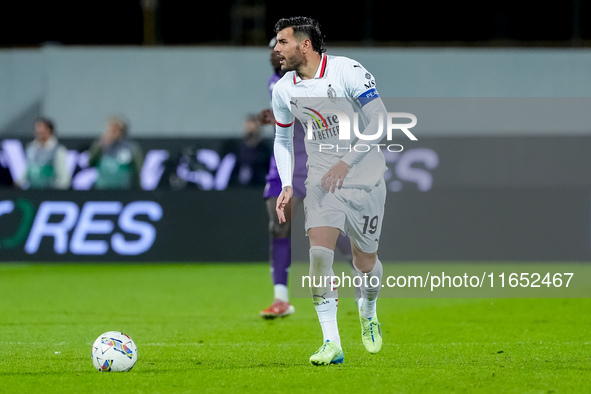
[1,263,589,393]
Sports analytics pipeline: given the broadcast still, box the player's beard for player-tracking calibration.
[281,48,304,73]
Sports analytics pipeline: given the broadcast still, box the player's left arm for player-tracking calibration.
[340,61,387,167]
[340,97,387,167]
[321,61,388,193]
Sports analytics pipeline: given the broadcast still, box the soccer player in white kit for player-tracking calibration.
[272,16,388,365]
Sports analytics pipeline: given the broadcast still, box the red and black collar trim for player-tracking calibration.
[318,53,327,78]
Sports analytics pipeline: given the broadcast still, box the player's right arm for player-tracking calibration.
[271,79,294,223]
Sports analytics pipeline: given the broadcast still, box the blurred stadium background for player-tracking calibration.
[1,0,591,263]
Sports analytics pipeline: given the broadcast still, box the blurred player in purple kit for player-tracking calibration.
[259,38,355,319]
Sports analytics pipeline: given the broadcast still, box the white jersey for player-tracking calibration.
[272,53,387,190]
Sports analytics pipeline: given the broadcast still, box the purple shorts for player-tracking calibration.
[264,175,306,200]
[264,152,307,200]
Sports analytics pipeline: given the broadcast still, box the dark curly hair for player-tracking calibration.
[274,16,326,54]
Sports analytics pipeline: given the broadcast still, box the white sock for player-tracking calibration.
[309,246,340,345]
[274,284,289,302]
[357,258,383,319]
[315,297,340,345]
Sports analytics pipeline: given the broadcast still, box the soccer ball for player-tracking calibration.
[91,331,138,372]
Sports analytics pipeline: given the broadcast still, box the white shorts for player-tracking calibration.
[303,180,387,253]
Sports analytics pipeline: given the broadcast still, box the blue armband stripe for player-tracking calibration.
[357,88,380,106]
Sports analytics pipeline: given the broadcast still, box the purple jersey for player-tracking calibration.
[264,72,307,199]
